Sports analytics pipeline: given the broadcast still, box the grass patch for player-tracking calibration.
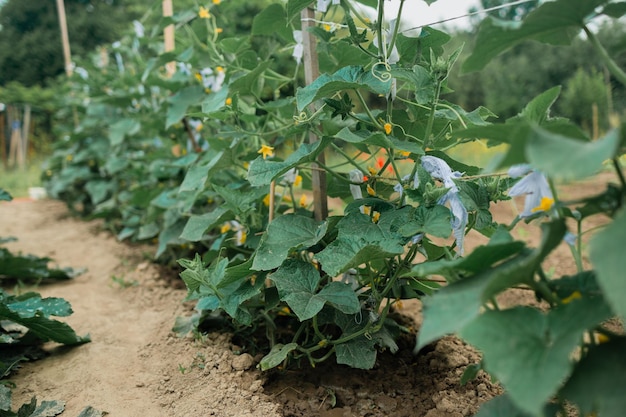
[0,158,45,197]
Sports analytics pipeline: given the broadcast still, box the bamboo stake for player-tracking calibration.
[163,0,176,77]
[56,0,73,77]
[301,7,328,221]
[21,105,31,168]
[0,109,6,169]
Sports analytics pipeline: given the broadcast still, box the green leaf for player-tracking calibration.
[518,86,562,124]
[416,221,565,350]
[252,215,328,271]
[269,260,322,321]
[85,180,110,205]
[589,207,626,323]
[179,254,227,294]
[201,88,229,114]
[0,189,12,201]
[0,384,11,411]
[460,298,613,416]
[334,128,391,148]
[247,139,329,187]
[8,295,73,318]
[286,0,314,21]
[212,185,267,218]
[109,118,140,146]
[475,394,537,417]
[296,66,391,112]
[391,66,435,104]
[29,400,65,417]
[269,259,359,321]
[0,297,89,345]
[316,282,360,315]
[601,1,626,17]
[76,406,106,417]
[335,336,376,369]
[463,0,608,72]
[156,219,186,258]
[251,4,291,41]
[315,211,405,277]
[166,86,205,128]
[561,338,626,417]
[230,61,272,95]
[259,343,298,371]
[179,163,209,194]
[396,205,452,239]
[526,127,620,181]
[180,207,230,242]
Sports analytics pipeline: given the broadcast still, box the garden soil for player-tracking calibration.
[0,173,614,417]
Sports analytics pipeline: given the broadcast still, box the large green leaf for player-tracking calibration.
[463,0,609,72]
[296,66,391,112]
[517,86,562,124]
[396,205,452,239]
[460,298,613,416]
[8,295,73,318]
[166,86,205,128]
[252,215,328,271]
[251,4,291,41]
[315,211,406,277]
[247,139,329,187]
[526,127,621,181]
[108,118,140,146]
[0,300,89,346]
[335,336,376,369]
[334,128,391,148]
[179,255,228,294]
[416,220,565,350]
[286,0,314,21]
[212,185,267,218]
[561,338,626,417]
[589,207,626,323]
[391,66,435,104]
[269,259,359,321]
[179,207,230,242]
[230,61,272,95]
[475,394,557,417]
[201,88,229,114]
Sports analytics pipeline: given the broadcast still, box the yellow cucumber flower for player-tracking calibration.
[258,144,274,159]
[198,6,210,18]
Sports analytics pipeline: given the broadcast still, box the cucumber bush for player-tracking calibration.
[44,0,625,415]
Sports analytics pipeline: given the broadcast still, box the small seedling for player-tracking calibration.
[110,275,138,288]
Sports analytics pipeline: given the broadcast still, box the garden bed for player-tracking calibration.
[2,173,613,416]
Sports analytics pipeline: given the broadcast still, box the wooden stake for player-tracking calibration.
[0,109,6,169]
[163,0,176,77]
[301,7,328,221]
[21,105,31,168]
[56,0,73,77]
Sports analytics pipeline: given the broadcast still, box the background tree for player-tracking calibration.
[0,0,143,87]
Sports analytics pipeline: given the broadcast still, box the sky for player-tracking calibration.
[388,0,483,30]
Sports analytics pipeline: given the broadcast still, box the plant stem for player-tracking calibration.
[584,25,626,88]
[331,143,364,172]
[355,90,383,129]
[534,268,560,306]
[613,157,626,191]
[387,0,405,59]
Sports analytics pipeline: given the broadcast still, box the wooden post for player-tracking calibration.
[56,0,73,77]
[301,7,328,221]
[21,105,31,168]
[163,0,176,77]
[0,107,6,169]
